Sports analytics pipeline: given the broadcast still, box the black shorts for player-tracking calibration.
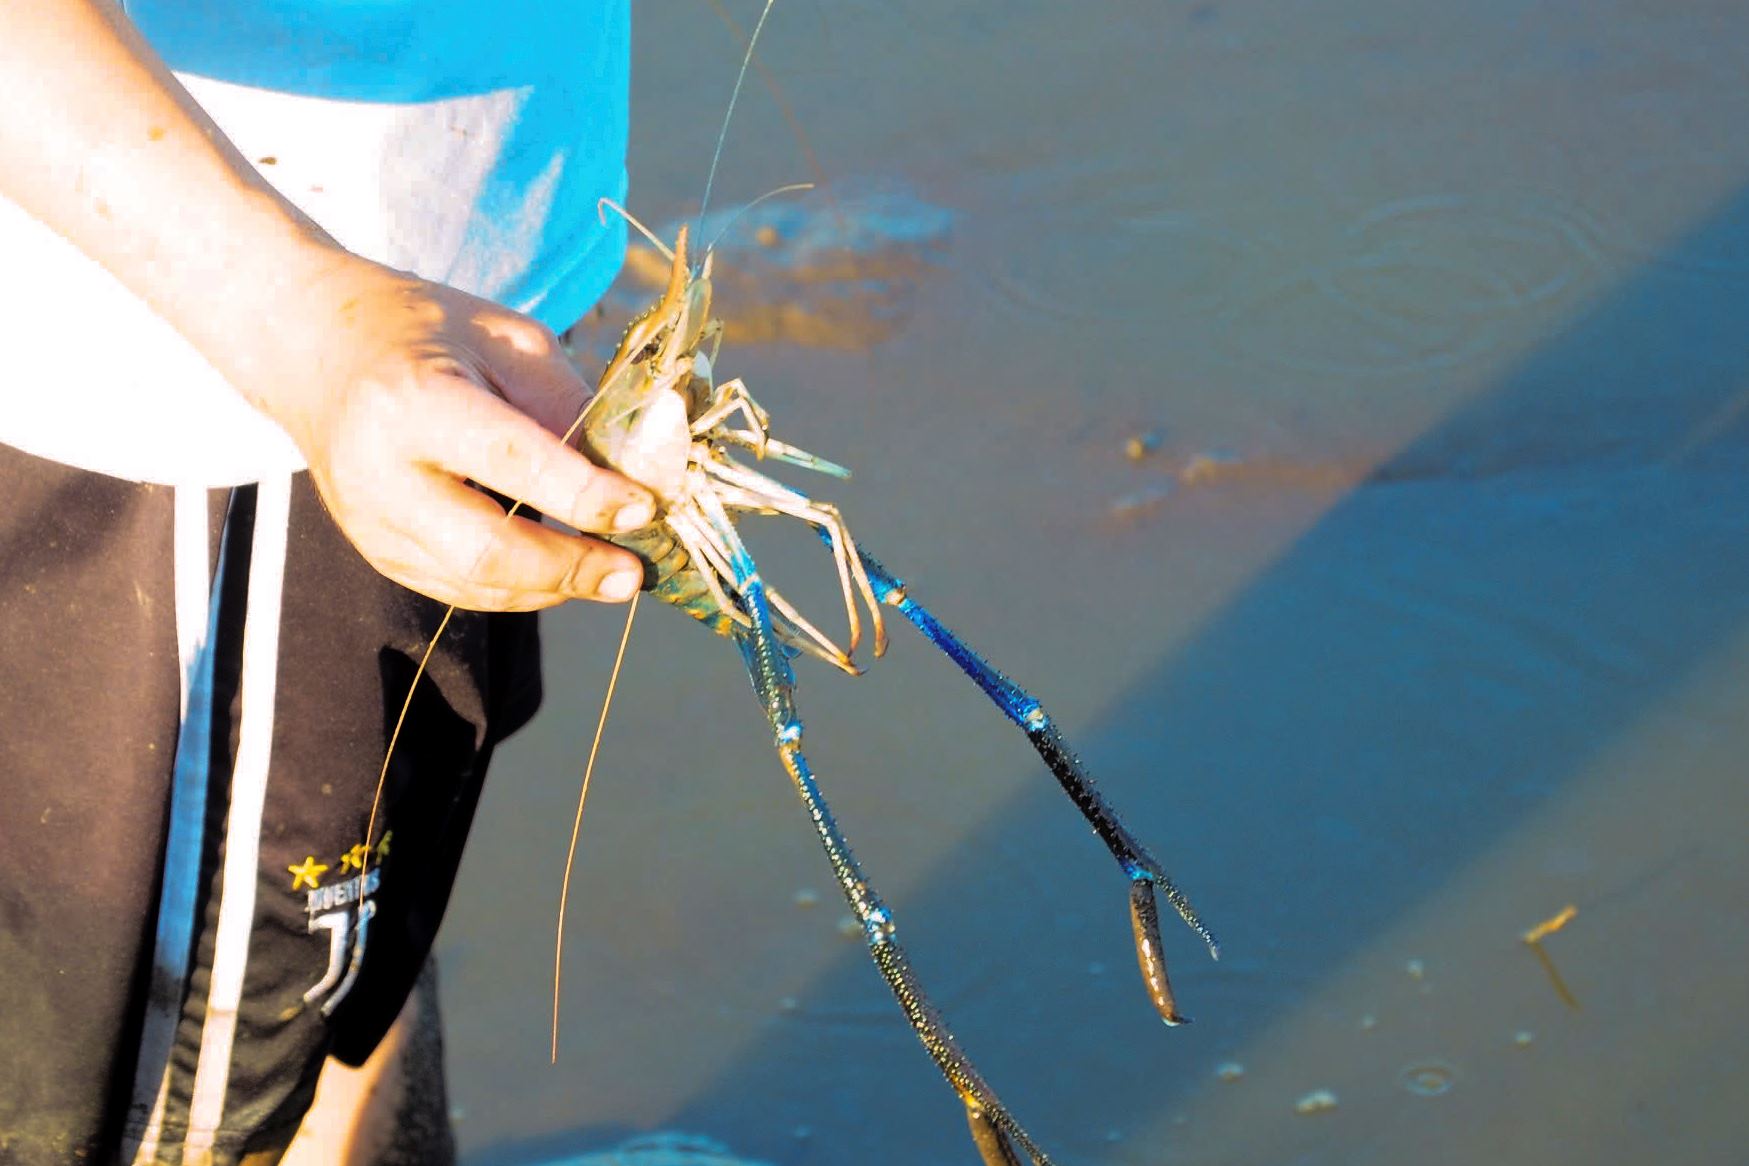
[0,444,541,1165]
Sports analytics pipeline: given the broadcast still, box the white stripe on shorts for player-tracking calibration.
[126,485,220,1165]
[182,474,293,1162]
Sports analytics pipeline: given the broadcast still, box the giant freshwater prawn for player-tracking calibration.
[366,5,1219,1161]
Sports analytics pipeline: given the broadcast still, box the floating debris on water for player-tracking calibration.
[1405,958,1426,981]
[1294,1089,1340,1115]
[1400,1059,1457,1097]
[1359,1013,1378,1031]
[777,996,800,1013]
[1513,1030,1536,1048]
[791,888,819,909]
[1123,427,1165,461]
[1523,904,1577,945]
[1087,961,1107,977]
[836,914,860,939]
[1522,905,1581,1009]
[1216,1061,1246,1082]
[1104,1129,1126,1143]
[1109,446,1356,513]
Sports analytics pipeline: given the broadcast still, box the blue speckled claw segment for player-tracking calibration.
[855,548,1220,982]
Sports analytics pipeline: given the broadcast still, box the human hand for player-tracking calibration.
[0,1,651,610]
[246,257,656,611]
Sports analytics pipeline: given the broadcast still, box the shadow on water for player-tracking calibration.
[469,179,1749,1164]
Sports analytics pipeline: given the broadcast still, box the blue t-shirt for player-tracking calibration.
[0,1,633,486]
[123,0,630,332]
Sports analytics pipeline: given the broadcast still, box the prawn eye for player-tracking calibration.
[631,338,661,364]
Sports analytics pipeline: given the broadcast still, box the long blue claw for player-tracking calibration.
[851,544,1219,1024]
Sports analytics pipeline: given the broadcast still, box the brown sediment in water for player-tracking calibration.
[617,189,953,350]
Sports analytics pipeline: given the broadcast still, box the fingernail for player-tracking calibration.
[597,567,642,602]
[612,498,655,532]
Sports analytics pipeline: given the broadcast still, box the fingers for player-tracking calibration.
[294,282,669,611]
[370,472,646,610]
[466,310,590,437]
[414,367,657,537]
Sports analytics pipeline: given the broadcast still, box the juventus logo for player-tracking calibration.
[286,833,390,1016]
[293,865,382,1016]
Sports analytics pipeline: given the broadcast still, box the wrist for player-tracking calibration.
[205,240,413,455]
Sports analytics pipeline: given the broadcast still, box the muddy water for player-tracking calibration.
[440,3,1749,1163]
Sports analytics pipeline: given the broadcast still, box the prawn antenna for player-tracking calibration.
[551,593,642,1062]
[703,0,842,228]
[696,0,778,232]
[359,608,455,897]
[598,197,675,261]
[705,181,815,255]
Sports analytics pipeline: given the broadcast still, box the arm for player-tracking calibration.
[0,0,654,609]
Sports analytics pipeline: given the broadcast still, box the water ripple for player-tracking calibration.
[965,162,1264,323]
[1215,191,1614,376]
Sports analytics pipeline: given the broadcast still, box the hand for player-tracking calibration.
[251,257,656,611]
[0,1,652,610]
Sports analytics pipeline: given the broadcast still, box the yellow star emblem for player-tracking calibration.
[287,856,329,891]
[375,831,393,860]
[339,843,371,872]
